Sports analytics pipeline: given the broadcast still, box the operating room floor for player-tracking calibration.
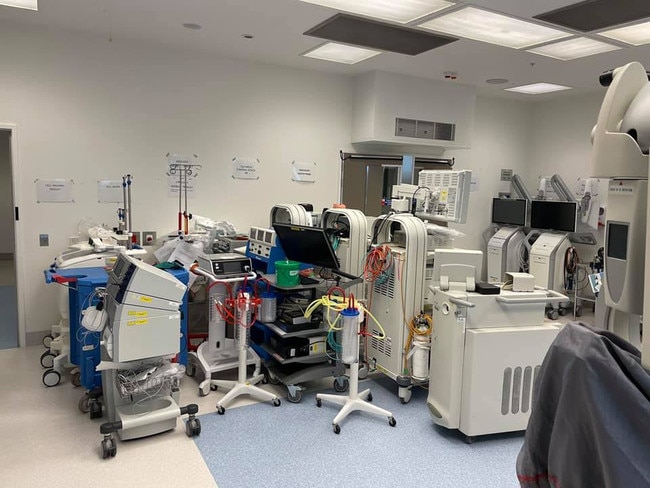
[0,345,286,487]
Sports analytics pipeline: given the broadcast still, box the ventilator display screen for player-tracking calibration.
[530,200,577,232]
[491,198,527,226]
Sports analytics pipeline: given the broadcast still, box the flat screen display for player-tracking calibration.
[607,222,628,260]
[530,200,578,233]
[272,224,340,270]
[491,198,527,226]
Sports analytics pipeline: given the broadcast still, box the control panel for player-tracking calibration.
[196,253,252,278]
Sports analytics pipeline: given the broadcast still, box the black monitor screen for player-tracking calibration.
[491,198,527,226]
[530,200,578,232]
[607,222,628,260]
[272,224,340,270]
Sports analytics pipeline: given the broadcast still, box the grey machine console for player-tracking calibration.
[196,253,253,278]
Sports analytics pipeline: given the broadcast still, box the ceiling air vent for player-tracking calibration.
[395,118,456,142]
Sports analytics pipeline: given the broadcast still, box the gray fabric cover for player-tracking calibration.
[516,322,650,488]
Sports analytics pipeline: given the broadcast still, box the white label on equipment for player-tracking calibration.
[82,345,94,351]
[609,182,635,195]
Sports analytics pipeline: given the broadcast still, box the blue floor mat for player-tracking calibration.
[194,376,524,488]
[0,285,18,349]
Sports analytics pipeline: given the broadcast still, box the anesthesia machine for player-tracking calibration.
[95,253,200,459]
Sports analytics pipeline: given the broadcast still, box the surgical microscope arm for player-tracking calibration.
[510,174,533,202]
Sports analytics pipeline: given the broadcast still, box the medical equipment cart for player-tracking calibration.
[44,265,189,416]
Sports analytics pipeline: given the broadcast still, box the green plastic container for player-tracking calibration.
[276,260,300,287]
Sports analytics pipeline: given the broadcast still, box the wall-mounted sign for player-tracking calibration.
[291,161,316,183]
[97,180,123,203]
[232,158,260,180]
[35,179,74,203]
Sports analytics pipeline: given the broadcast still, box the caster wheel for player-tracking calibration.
[316,398,322,408]
[40,351,56,369]
[89,400,103,419]
[333,424,341,435]
[101,437,117,459]
[575,306,583,318]
[199,385,210,397]
[78,395,90,414]
[210,384,218,392]
[333,377,349,393]
[42,369,61,387]
[464,435,476,445]
[217,405,225,415]
[71,371,82,387]
[287,389,302,403]
[547,309,559,320]
[399,389,412,404]
[186,363,196,377]
[358,364,369,380]
[268,374,280,385]
[185,418,201,437]
[42,334,54,349]
[558,307,567,316]
[261,374,268,385]
[388,417,397,427]
[272,398,281,407]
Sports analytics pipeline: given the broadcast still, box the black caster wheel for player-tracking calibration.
[186,363,196,377]
[71,371,82,387]
[40,350,56,369]
[575,306,583,318]
[558,307,567,316]
[333,377,349,393]
[333,424,341,435]
[210,384,218,392]
[267,371,280,385]
[101,437,117,459]
[272,398,281,407]
[388,416,397,427]
[42,334,54,348]
[42,369,61,387]
[367,392,373,403]
[89,400,103,419]
[464,435,476,445]
[316,398,322,408]
[185,417,201,437]
[78,395,90,414]
[217,405,225,415]
[547,309,559,320]
[287,389,302,403]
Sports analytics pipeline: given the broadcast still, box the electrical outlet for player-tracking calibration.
[39,234,49,247]
[143,231,157,245]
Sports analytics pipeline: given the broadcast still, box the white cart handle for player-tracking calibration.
[495,288,569,305]
[190,264,257,284]
[449,297,475,308]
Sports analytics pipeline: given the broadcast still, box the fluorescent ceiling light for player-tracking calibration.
[418,6,570,49]
[528,37,620,60]
[303,42,381,64]
[505,83,572,95]
[0,0,37,9]
[599,20,650,46]
[299,0,454,24]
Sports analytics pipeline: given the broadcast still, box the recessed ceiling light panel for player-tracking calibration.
[302,42,381,64]
[505,82,572,95]
[599,20,650,46]
[418,6,570,49]
[0,0,37,10]
[528,37,620,60]
[299,0,454,24]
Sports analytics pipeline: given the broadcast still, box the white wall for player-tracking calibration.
[0,131,13,254]
[446,96,533,256]
[0,23,353,337]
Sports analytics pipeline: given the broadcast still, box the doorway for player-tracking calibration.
[0,129,18,349]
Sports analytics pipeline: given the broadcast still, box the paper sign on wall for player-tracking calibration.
[291,161,316,183]
[470,176,479,192]
[36,179,74,203]
[97,180,123,203]
[232,158,260,180]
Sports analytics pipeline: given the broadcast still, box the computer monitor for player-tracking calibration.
[272,223,340,270]
[530,200,578,233]
[491,198,528,226]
